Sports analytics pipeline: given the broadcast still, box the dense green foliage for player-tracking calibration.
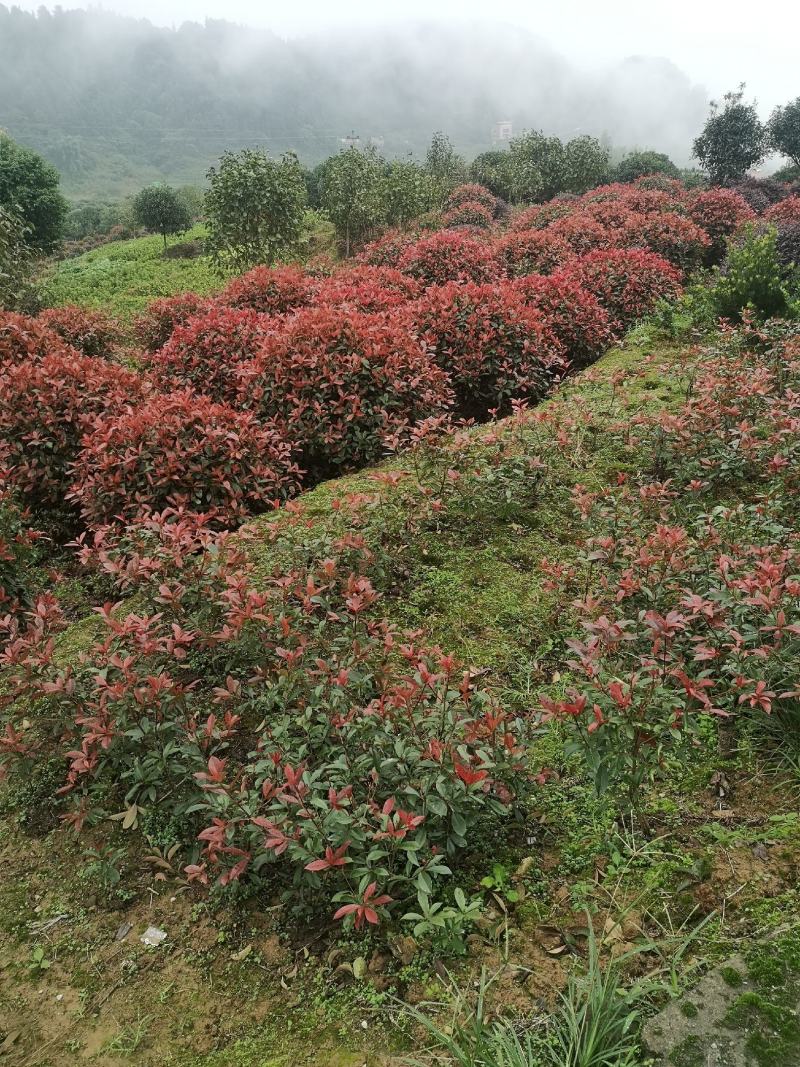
[204,149,308,273]
[132,183,193,248]
[693,87,767,185]
[768,96,800,168]
[40,226,219,320]
[0,204,33,311]
[507,131,609,203]
[613,150,680,183]
[320,148,387,256]
[0,133,67,251]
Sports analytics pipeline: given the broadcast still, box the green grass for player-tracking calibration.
[38,224,220,321]
[38,211,337,322]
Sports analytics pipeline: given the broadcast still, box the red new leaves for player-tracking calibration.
[0,351,146,516]
[220,264,316,316]
[135,292,213,352]
[410,280,565,415]
[239,305,453,477]
[494,229,576,278]
[0,310,73,368]
[333,882,394,929]
[538,322,800,803]
[148,305,272,403]
[398,231,498,286]
[557,249,682,332]
[38,305,122,358]
[71,389,299,529]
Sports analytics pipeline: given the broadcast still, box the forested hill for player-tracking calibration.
[0,6,709,198]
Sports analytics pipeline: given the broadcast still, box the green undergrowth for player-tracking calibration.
[38,225,220,320]
[246,337,690,705]
[38,212,337,322]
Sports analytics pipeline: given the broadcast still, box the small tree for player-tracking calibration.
[205,149,307,273]
[133,184,192,249]
[469,150,512,201]
[0,204,34,311]
[424,132,467,201]
[382,159,436,230]
[693,86,767,186]
[321,147,385,257]
[562,136,609,194]
[613,150,680,183]
[768,97,800,169]
[507,130,566,203]
[0,134,67,252]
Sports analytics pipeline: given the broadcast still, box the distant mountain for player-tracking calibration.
[0,6,709,199]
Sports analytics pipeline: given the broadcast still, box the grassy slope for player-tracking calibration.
[38,215,338,323]
[38,226,220,322]
[2,336,799,1066]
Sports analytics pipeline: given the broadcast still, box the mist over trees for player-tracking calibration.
[0,5,710,198]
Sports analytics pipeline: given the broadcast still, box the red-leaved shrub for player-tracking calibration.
[514,274,613,368]
[618,211,711,270]
[314,265,422,313]
[445,183,498,213]
[71,390,299,529]
[398,231,498,286]
[764,196,800,225]
[0,351,146,519]
[238,306,453,478]
[356,229,418,267]
[38,305,122,358]
[687,188,756,263]
[409,280,565,415]
[220,264,316,316]
[135,293,214,352]
[148,306,274,404]
[442,200,495,230]
[494,229,576,277]
[556,249,682,332]
[546,213,613,255]
[509,202,574,232]
[0,311,73,368]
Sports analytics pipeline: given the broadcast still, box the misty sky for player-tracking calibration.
[13,1,800,114]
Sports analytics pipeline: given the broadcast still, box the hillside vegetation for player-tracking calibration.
[2,171,800,1065]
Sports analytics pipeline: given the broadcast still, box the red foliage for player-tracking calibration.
[238,306,453,477]
[398,231,499,286]
[134,293,214,352]
[445,183,498,212]
[148,306,274,404]
[442,201,494,230]
[71,389,299,529]
[409,280,565,414]
[220,264,317,316]
[356,229,418,267]
[618,210,711,270]
[546,213,613,254]
[314,265,422,313]
[509,201,574,231]
[38,305,122,358]
[0,311,73,368]
[556,248,682,333]
[494,229,576,277]
[688,188,755,242]
[764,196,800,225]
[0,351,146,516]
[514,274,613,368]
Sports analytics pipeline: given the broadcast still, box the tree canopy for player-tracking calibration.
[204,149,307,273]
[0,133,67,252]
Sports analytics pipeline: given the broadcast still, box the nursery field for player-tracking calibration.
[2,175,800,1066]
